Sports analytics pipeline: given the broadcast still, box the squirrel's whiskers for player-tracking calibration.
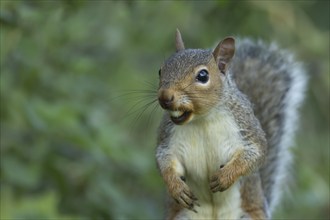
[113,81,160,132]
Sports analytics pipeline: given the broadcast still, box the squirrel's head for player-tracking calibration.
[158,29,235,125]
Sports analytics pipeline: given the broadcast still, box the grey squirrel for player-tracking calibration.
[156,29,307,219]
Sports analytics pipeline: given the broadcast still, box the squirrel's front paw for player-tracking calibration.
[210,165,237,192]
[168,176,199,213]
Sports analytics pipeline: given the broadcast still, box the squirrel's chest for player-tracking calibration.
[170,111,243,181]
[169,111,244,218]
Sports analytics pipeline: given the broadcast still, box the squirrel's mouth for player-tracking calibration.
[168,110,192,125]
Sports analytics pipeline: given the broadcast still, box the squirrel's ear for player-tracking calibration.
[175,28,185,52]
[213,37,235,73]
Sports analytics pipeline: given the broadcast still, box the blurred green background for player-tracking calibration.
[0,0,329,219]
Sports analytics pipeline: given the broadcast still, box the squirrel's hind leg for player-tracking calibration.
[166,197,190,220]
[240,173,270,220]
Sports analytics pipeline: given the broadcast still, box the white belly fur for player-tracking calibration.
[169,109,244,219]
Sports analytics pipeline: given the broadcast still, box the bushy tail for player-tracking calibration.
[231,39,307,213]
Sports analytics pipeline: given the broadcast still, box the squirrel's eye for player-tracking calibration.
[196,69,209,84]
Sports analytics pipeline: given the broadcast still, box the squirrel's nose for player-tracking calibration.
[158,90,175,110]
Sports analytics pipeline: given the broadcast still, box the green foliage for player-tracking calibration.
[0,0,329,219]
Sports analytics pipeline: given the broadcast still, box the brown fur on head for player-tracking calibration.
[158,29,235,125]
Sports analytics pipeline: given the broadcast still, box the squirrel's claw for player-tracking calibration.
[210,177,229,192]
[210,167,234,192]
[190,206,198,213]
[170,176,200,212]
[177,195,199,212]
[210,175,220,192]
